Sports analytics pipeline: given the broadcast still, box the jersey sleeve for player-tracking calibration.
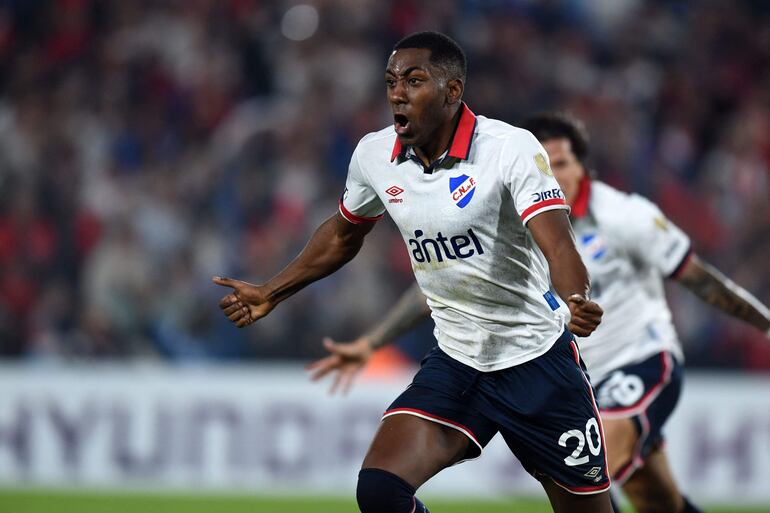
[338,143,385,224]
[623,195,692,277]
[504,132,570,225]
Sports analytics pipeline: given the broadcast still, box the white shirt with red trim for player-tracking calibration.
[340,104,571,371]
[567,180,691,382]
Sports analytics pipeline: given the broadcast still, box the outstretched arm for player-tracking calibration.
[675,254,770,336]
[214,212,376,327]
[365,282,431,350]
[527,210,603,337]
[306,282,431,394]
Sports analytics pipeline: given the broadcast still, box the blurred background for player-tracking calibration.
[0,1,769,512]
[1,0,769,367]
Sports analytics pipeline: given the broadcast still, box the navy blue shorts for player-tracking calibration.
[593,351,683,483]
[384,330,610,495]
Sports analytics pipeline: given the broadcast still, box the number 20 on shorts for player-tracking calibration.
[559,418,602,466]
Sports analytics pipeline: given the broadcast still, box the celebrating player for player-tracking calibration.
[308,112,770,513]
[215,33,614,513]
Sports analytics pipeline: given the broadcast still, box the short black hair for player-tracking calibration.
[393,31,467,82]
[520,112,590,163]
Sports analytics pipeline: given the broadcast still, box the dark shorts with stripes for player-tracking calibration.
[384,330,610,495]
[593,351,683,482]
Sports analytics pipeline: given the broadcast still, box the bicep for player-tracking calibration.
[330,211,377,246]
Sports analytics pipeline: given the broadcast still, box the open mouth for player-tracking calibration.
[393,113,410,135]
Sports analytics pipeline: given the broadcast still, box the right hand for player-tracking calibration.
[212,276,275,328]
[306,336,375,395]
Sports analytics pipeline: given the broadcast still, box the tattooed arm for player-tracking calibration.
[364,283,432,349]
[306,283,431,394]
[675,254,770,336]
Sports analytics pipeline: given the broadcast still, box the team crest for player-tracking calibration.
[449,174,477,208]
[580,233,607,260]
[534,153,553,176]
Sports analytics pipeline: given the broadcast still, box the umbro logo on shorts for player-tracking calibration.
[584,466,603,481]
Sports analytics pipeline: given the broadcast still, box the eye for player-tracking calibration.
[408,77,421,86]
[385,78,396,87]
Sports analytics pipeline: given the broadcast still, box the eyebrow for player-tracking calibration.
[385,66,428,78]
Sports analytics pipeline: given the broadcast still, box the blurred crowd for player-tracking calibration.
[0,0,768,369]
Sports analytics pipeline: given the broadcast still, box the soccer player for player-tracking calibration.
[308,112,770,513]
[214,33,615,513]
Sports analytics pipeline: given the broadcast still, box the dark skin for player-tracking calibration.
[310,131,770,512]
[386,48,462,166]
[215,48,610,513]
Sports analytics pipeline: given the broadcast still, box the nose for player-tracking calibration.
[389,79,407,105]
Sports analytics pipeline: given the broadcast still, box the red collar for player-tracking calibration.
[570,176,592,218]
[391,103,477,162]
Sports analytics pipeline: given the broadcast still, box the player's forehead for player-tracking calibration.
[542,137,574,160]
[386,48,433,76]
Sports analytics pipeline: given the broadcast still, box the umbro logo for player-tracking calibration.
[584,466,602,481]
[386,185,404,204]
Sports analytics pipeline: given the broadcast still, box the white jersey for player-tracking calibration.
[568,180,691,382]
[340,104,571,372]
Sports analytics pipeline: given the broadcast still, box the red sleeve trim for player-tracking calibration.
[520,198,568,221]
[668,247,693,279]
[338,200,383,225]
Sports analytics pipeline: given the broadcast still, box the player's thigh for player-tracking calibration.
[622,446,683,513]
[361,413,471,488]
[601,416,638,476]
[541,479,614,513]
[490,333,610,494]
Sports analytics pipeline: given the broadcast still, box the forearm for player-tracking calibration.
[677,255,770,333]
[365,283,431,349]
[548,244,592,302]
[527,211,591,301]
[264,214,370,305]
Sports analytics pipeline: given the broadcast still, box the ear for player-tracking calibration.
[445,78,463,105]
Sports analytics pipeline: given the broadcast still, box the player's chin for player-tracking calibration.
[397,125,426,145]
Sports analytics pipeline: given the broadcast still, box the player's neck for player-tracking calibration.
[413,106,462,167]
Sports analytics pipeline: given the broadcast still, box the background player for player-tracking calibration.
[309,112,770,513]
[215,33,614,513]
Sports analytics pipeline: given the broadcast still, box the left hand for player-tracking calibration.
[305,336,375,395]
[567,294,603,337]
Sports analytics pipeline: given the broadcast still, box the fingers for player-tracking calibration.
[568,321,593,337]
[322,337,357,356]
[222,300,244,316]
[306,355,341,381]
[568,298,603,336]
[568,311,601,337]
[337,372,356,396]
[329,372,343,395]
[578,301,603,316]
[219,294,239,309]
[212,276,240,289]
[572,310,602,325]
[327,368,357,395]
[235,316,252,328]
[219,298,252,327]
[323,337,338,351]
